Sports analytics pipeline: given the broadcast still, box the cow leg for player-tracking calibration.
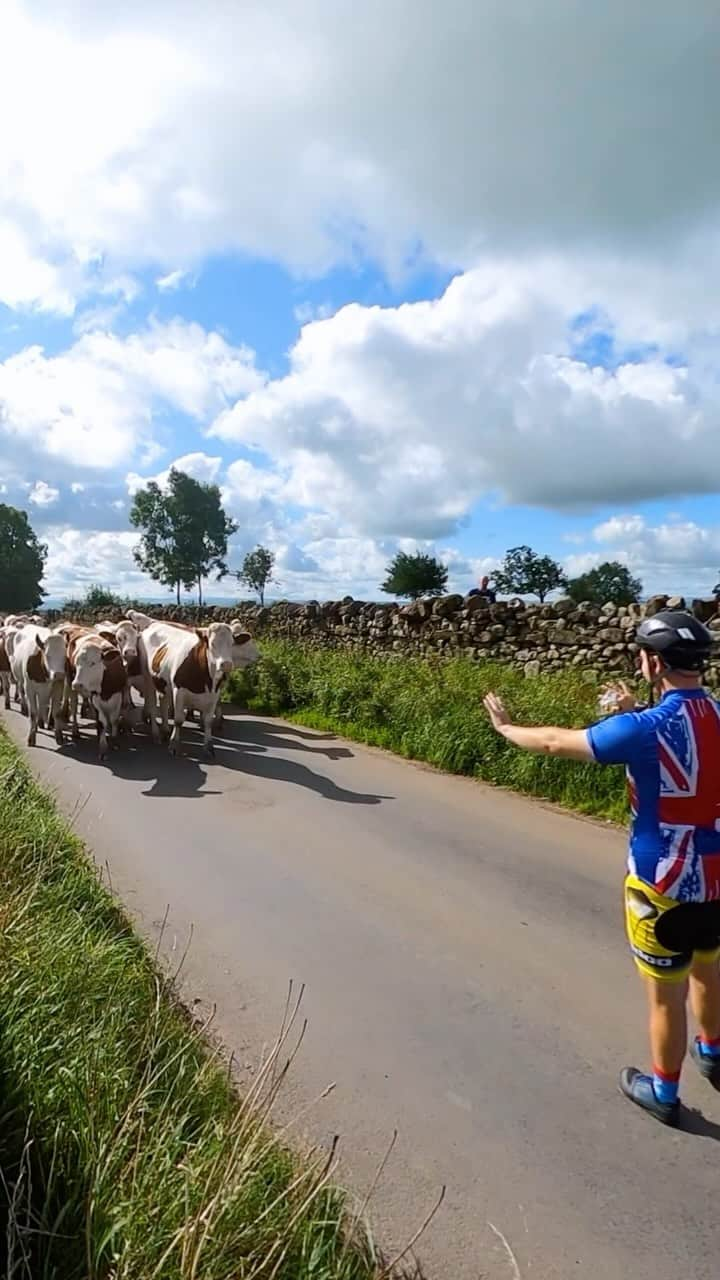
[97,709,110,760]
[69,689,81,740]
[26,684,38,747]
[158,689,172,743]
[37,686,52,735]
[169,688,188,756]
[52,681,66,744]
[201,704,216,759]
[143,677,160,743]
[120,688,134,736]
[1,673,10,710]
[106,695,122,753]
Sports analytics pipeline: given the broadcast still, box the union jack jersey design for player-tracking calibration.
[588,690,720,902]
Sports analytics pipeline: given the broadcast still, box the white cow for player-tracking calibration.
[63,628,128,759]
[95,619,140,670]
[10,627,67,746]
[3,621,30,704]
[139,621,234,756]
[228,619,260,670]
[212,619,260,732]
[127,609,154,633]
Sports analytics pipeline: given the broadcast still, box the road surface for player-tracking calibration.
[3,706,720,1280]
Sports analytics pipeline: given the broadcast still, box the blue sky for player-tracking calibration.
[1,2,719,604]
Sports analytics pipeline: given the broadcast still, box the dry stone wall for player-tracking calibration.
[44,592,720,680]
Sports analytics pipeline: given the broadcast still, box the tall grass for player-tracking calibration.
[226,644,630,823]
[0,728,412,1280]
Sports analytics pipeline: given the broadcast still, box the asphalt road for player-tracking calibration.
[4,706,720,1280]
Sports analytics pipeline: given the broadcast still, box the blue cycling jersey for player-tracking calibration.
[587,689,720,902]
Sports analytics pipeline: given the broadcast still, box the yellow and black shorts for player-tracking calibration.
[625,874,720,982]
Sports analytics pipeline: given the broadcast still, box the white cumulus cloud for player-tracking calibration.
[0,320,263,471]
[156,268,189,292]
[28,480,59,506]
[0,1,718,304]
[211,264,720,538]
[564,515,720,600]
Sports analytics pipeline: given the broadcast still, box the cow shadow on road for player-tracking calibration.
[191,730,391,806]
[217,716,354,761]
[56,736,218,800]
[221,711,338,744]
[57,720,391,806]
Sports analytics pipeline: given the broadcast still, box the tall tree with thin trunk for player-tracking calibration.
[237,545,275,605]
[130,468,238,605]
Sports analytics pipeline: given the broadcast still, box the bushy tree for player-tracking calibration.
[82,584,125,610]
[0,504,47,611]
[237,545,275,605]
[494,545,567,603]
[130,468,238,605]
[567,561,642,606]
[381,551,448,600]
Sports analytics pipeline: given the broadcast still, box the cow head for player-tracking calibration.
[71,640,106,697]
[203,623,234,687]
[114,620,139,664]
[36,632,67,683]
[228,620,260,670]
[127,609,153,633]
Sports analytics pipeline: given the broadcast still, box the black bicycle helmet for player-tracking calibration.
[635,610,713,671]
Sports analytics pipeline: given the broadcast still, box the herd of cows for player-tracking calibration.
[0,611,260,759]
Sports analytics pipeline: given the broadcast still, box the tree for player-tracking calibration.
[237,545,275,605]
[82,584,125,610]
[381,551,448,600]
[494,545,567,603]
[0,504,47,611]
[130,468,238,605]
[567,561,642,606]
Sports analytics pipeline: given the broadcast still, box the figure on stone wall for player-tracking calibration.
[473,575,496,603]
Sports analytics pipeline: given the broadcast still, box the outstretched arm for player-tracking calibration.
[483,693,594,762]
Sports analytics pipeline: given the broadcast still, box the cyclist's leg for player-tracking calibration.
[689,952,720,1046]
[621,876,690,1118]
[644,973,688,1080]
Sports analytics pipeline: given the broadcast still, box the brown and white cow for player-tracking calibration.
[63,628,128,758]
[139,621,234,756]
[95,620,142,719]
[0,629,12,709]
[10,627,67,746]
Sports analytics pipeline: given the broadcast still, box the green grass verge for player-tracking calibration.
[0,727,401,1280]
[226,643,630,824]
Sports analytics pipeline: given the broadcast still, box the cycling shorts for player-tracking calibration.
[624,873,720,982]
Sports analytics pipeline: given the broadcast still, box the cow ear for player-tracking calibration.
[233,631,252,645]
[35,633,45,650]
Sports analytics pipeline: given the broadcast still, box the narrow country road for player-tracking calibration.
[4,707,720,1280]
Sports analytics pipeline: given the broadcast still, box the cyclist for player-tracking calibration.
[483,611,720,1126]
